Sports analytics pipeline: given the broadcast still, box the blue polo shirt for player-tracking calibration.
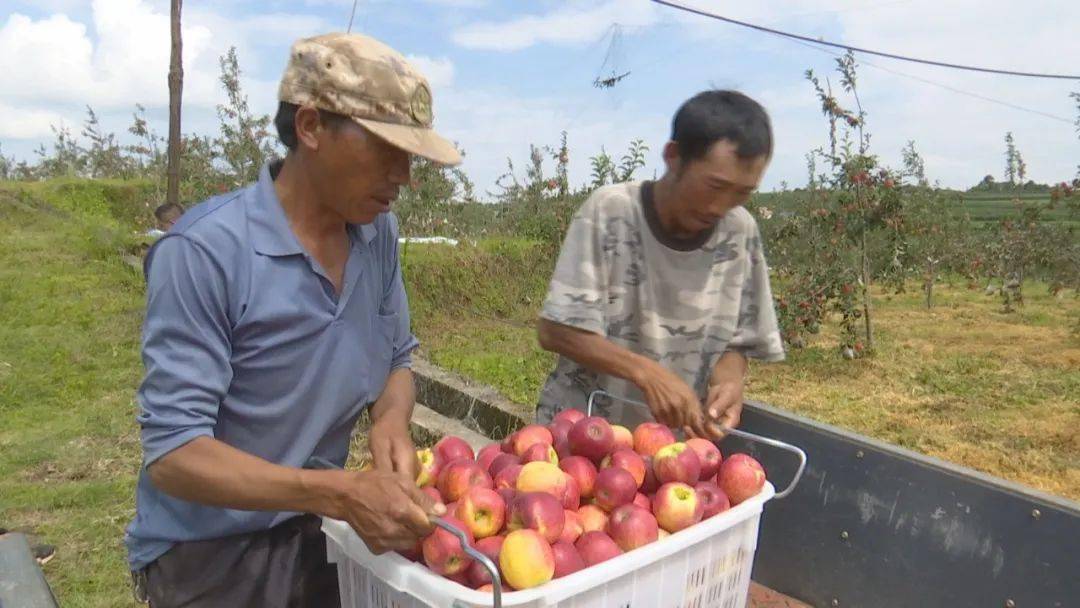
[125,162,419,570]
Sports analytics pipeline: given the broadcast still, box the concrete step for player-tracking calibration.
[409,402,493,453]
[412,356,532,441]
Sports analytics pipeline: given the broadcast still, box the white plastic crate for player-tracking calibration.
[323,481,774,608]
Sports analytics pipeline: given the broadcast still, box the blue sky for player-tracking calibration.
[2,0,1078,198]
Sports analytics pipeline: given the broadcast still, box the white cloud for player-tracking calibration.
[0,101,71,140]
[406,55,455,89]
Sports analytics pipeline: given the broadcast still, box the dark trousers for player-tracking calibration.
[139,515,341,608]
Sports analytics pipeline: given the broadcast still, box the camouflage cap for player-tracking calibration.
[278,32,461,166]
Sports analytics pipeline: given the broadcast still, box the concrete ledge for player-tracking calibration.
[411,357,532,440]
[409,402,492,452]
[0,533,59,608]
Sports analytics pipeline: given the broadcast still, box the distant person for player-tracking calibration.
[126,33,457,606]
[147,203,184,239]
[535,90,785,437]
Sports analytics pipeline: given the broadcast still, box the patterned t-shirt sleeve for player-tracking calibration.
[727,217,786,362]
[539,193,609,336]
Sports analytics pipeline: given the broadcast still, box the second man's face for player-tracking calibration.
[669,140,769,235]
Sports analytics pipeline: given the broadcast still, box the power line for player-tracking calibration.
[347,0,359,33]
[651,0,1080,80]
[784,36,1073,124]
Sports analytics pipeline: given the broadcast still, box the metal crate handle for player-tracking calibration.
[304,457,504,607]
[584,389,807,499]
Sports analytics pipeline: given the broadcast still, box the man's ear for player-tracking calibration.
[662,140,681,175]
[294,105,323,152]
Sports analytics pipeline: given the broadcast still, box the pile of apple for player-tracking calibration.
[406,410,767,593]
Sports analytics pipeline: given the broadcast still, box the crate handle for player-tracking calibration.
[433,518,503,608]
[304,457,505,607]
[584,390,807,499]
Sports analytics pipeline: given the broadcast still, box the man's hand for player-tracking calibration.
[634,359,710,438]
[313,469,444,554]
[368,368,419,482]
[370,415,419,483]
[704,351,748,438]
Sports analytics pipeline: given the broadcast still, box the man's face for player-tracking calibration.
[665,140,769,235]
[309,117,411,225]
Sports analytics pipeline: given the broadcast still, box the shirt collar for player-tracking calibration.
[249,161,378,257]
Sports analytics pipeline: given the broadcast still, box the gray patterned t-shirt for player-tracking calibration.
[536,181,785,425]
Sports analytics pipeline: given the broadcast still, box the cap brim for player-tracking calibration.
[352,117,462,166]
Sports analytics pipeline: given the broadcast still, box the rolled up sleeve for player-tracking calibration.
[727,219,786,363]
[137,235,233,468]
[383,215,419,371]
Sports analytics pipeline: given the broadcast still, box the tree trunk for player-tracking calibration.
[861,228,874,348]
[166,0,184,206]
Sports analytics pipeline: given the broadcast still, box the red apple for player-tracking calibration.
[654,442,702,485]
[593,466,637,512]
[562,474,581,510]
[606,504,659,551]
[551,540,586,578]
[568,416,615,463]
[446,570,470,586]
[500,530,555,590]
[559,509,584,544]
[549,419,574,446]
[516,462,568,498]
[554,432,573,461]
[553,409,586,426]
[577,504,608,533]
[632,422,676,457]
[438,460,493,503]
[477,444,504,473]
[717,453,766,505]
[653,482,704,533]
[632,492,650,510]
[422,515,474,576]
[455,487,506,539]
[512,424,554,457]
[435,436,474,465]
[466,535,505,588]
[695,481,731,518]
[507,492,565,544]
[611,425,634,451]
[496,487,516,507]
[493,463,523,491]
[416,448,441,487]
[559,456,598,499]
[600,449,647,489]
[488,453,520,478]
[640,456,660,494]
[686,438,723,481]
[575,531,623,566]
[500,432,516,454]
[521,442,559,466]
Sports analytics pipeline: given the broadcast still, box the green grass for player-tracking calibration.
[0,185,146,607]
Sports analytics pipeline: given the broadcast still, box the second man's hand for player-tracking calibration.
[632,358,711,439]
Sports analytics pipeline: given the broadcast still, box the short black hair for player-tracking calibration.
[273,102,353,151]
[154,202,183,221]
[671,90,772,162]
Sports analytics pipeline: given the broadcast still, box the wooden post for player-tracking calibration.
[166,0,183,206]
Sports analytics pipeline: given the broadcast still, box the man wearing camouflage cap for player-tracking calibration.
[126,33,457,606]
